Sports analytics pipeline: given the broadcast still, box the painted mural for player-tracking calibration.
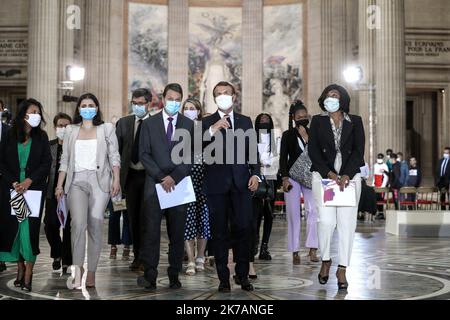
[128,2,168,111]
[189,7,242,114]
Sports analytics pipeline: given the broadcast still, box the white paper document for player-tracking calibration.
[320,179,357,207]
[10,190,42,218]
[156,176,196,210]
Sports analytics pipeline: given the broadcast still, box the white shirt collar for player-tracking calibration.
[218,109,234,120]
[162,109,178,121]
[135,114,149,122]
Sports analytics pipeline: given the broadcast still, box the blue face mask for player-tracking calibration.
[324,97,340,113]
[165,101,181,115]
[132,104,147,118]
[80,107,97,120]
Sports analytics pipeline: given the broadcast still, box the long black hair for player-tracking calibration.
[12,98,47,143]
[255,113,276,154]
[318,84,351,113]
[73,93,104,126]
[288,100,307,129]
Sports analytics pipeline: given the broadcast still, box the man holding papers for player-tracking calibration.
[309,84,365,291]
[137,83,194,291]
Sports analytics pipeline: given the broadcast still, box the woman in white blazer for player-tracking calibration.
[55,93,121,289]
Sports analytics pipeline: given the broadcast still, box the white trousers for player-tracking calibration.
[312,172,362,267]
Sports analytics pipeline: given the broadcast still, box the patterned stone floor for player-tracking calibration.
[0,218,449,300]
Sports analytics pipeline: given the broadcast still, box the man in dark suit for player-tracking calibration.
[436,147,450,210]
[116,88,152,271]
[137,83,194,291]
[202,81,260,292]
[0,99,9,272]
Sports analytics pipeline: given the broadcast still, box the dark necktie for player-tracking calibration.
[131,119,142,164]
[166,117,174,145]
[226,116,233,130]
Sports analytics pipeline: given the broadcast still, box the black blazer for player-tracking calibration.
[139,111,194,197]
[279,127,308,178]
[116,114,138,191]
[1,122,9,142]
[436,158,450,189]
[390,162,402,189]
[0,129,51,255]
[202,111,260,195]
[309,114,365,179]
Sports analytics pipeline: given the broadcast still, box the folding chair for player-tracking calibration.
[416,187,439,210]
[374,187,392,217]
[440,188,450,210]
[399,187,417,210]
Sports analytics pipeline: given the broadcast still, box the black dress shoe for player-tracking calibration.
[130,259,140,271]
[249,274,258,280]
[0,262,6,272]
[137,275,156,291]
[169,276,182,289]
[240,279,254,291]
[218,281,231,292]
[52,259,61,271]
[233,275,241,285]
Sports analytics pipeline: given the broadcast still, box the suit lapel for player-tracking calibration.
[155,111,169,149]
[340,118,353,148]
[321,116,335,148]
[127,116,135,143]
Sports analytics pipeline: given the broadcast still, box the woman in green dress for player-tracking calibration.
[0,99,51,292]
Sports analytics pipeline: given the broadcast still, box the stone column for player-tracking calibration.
[167,0,189,97]
[58,0,76,116]
[242,0,263,120]
[27,0,59,136]
[83,0,110,116]
[375,0,406,154]
[358,0,376,167]
[306,0,348,114]
[82,0,123,122]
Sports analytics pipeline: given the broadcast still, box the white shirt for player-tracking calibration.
[162,109,178,139]
[297,136,305,152]
[441,158,449,176]
[129,114,149,170]
[74,139,97,172]
[373,162,389,187]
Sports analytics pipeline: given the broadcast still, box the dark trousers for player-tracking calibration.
[440,188,449,210]
[140,192,187,282]
[107,200,132,246]
[250,197,274,262]
[125,168,146,259]
[207,186,253,283]
[44,197,72,266]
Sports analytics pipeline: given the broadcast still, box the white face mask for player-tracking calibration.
[323,97,340,113]
[56,127,66,141]
[377,159,384,164]
[184,109,199,121]
[26,113,41,128]
[444,153,450,159]
[215,95,233,111]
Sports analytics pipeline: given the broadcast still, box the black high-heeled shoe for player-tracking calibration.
[14,266,25,288]
[336,265,348,290]
[318,260,332,285]
[22,273,33,292]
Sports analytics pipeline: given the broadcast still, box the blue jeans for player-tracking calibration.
[107,201,132,246]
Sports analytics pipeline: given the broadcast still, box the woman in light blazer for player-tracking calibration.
[55,93,121,289]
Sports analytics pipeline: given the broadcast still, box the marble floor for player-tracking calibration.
[0,217,449,300]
